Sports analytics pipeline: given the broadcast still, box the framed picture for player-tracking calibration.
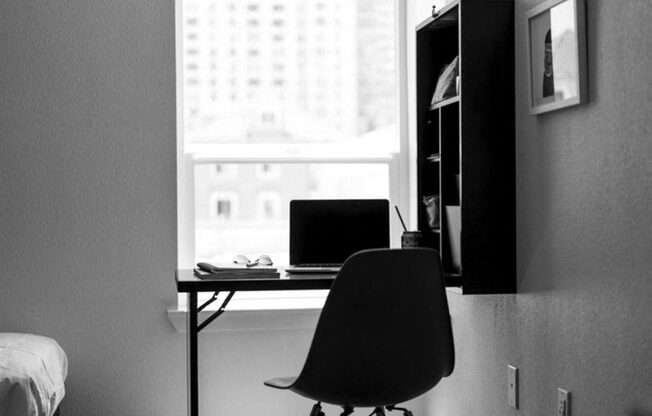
[526,0,587,115]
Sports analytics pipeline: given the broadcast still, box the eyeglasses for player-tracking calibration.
[232,254,274,268]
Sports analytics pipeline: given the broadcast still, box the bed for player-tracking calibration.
[0,333,68,416]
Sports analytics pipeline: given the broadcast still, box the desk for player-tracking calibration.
[175,269,335,416]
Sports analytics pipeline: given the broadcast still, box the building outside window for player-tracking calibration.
[255,163,280,180]
[256,191,282,221]
[209,163,238,180]
[209,192,239,223]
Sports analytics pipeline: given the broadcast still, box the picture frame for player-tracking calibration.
[526,0,587,115]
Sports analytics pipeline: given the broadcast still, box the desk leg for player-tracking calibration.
[187,292,198,416]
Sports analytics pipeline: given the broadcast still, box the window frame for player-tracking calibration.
[175,0,411,310]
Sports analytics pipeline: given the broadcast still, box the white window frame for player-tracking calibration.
[175,0,412,311]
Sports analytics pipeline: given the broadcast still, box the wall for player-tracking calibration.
[423,0,652,415]
[0,1,194,415]
[0,1,187,415]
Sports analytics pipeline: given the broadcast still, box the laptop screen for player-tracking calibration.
[289,199,390,265]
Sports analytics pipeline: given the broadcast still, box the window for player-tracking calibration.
[255,163,280,179]
[177,0,408,305]
[209,192,239,222]
[256,191,282,221]
[209,163,238,180]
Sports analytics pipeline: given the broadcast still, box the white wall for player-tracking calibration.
[422,1,652,415]
[0,1,185,414]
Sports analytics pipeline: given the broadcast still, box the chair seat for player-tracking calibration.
[264,376,297,389]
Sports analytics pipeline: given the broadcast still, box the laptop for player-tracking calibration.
[285,199,390,274]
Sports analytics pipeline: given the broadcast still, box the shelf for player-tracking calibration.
[429,95,460,111]
[416,0,515,295]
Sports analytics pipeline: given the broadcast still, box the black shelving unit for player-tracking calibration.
[416,0,515,294]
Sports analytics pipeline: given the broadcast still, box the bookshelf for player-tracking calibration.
[416,0,515,294]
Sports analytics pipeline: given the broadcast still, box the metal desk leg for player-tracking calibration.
[187,292,198,416]
[186,290,234,416]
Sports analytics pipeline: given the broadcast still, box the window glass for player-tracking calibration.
[182,0,397,153]
[208,192,239,222]
[194,163,389,264]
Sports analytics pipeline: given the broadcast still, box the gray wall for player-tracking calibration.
[0,1,185,414]
[425,0,652,415]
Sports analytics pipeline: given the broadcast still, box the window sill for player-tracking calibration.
[167,307,323,333]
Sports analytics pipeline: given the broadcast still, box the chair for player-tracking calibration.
[264,248,454,416]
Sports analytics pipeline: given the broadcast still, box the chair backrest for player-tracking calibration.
[292,248,455,407]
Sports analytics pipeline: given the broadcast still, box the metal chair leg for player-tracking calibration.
[311,402,325,416]
[386,405,413,416]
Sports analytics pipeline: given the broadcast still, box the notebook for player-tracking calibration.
[285,199,390,274]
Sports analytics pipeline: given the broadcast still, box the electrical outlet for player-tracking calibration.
[508,365,518,409]
[558,389,570,416]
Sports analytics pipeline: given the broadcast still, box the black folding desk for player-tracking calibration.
[175,269,336,416]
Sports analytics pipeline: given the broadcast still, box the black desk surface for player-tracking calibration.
[175,269,336,293]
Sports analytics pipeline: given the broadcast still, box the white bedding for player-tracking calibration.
[0,333,68,416]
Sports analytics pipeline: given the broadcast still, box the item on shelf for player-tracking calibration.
[426,153,441,162]
[445,206,462,273]
[401,231,423,248]
[430,56,459,105]
[422,195,440,230]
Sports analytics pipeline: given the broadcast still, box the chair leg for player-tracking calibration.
[386,405,413,416]
[341,406,354,416]
[310,402,325,416]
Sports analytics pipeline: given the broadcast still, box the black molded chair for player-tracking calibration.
[264,248,454,416]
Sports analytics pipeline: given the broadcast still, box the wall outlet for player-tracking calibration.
[508,365,518,409]
[558,389,570,416]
